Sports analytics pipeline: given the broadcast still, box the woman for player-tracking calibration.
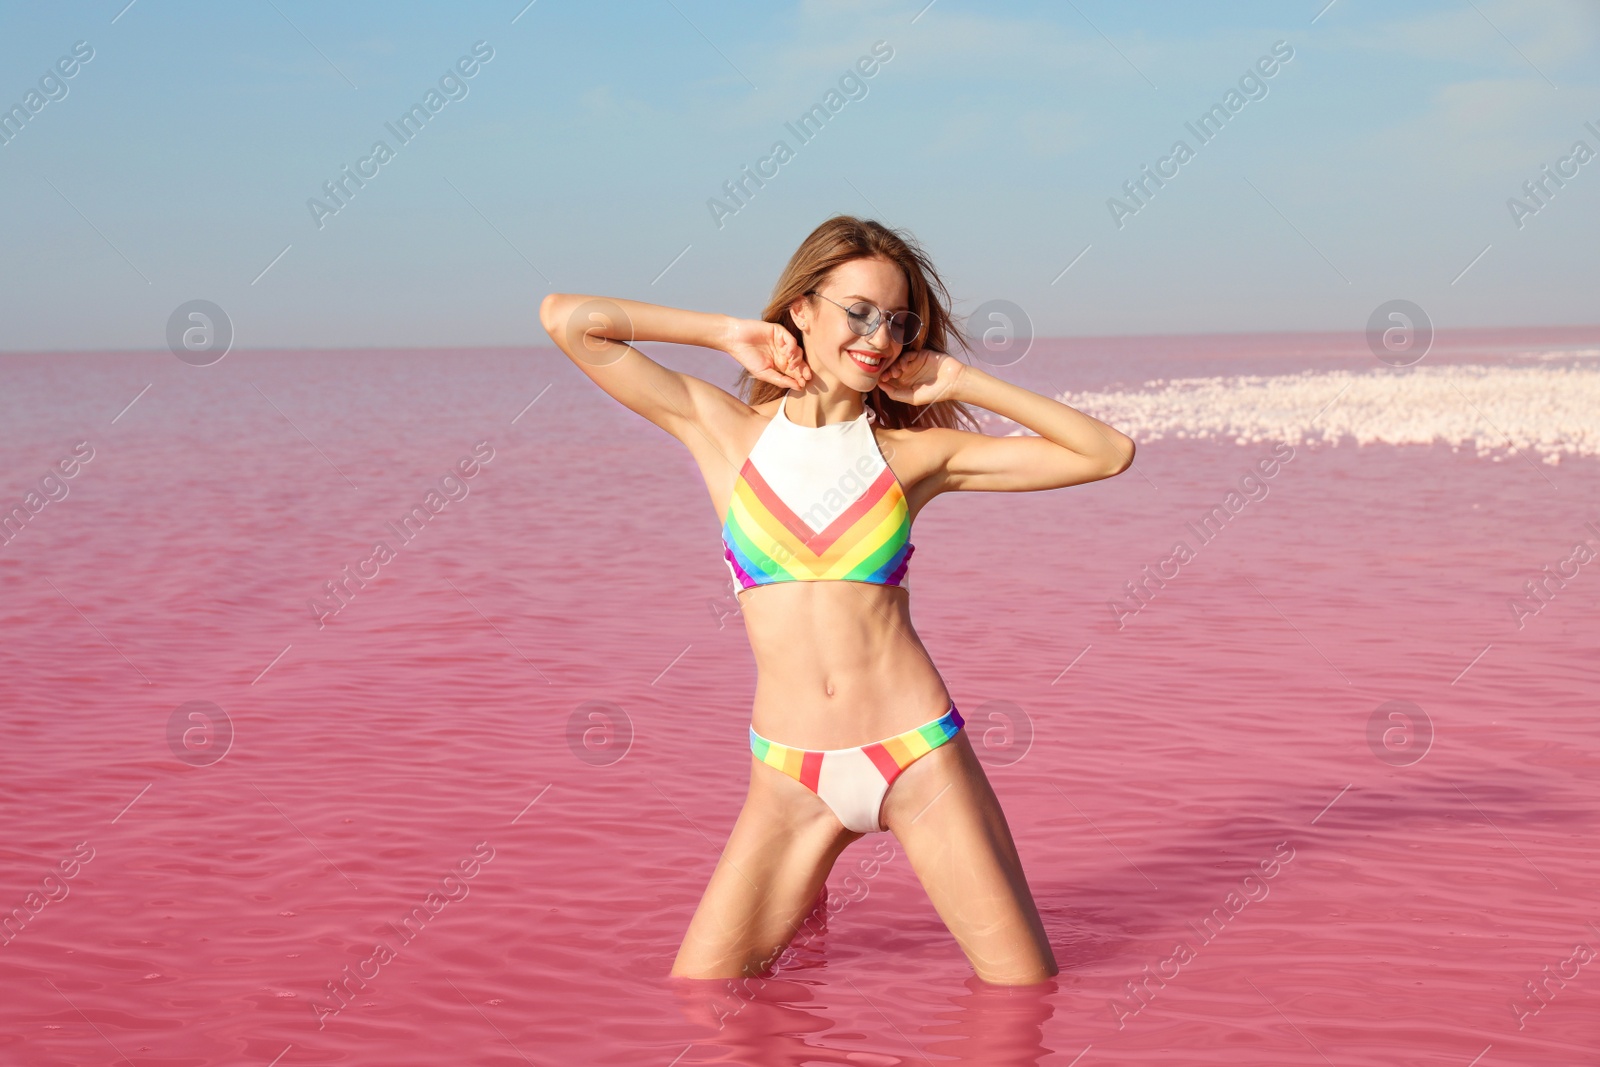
[539,216,1134,985]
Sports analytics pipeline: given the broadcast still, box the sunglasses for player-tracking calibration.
[806,291,923,347]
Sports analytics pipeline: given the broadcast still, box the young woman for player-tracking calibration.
[540,216,1134,985]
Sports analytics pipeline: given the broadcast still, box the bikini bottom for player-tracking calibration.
[749,703,964,834]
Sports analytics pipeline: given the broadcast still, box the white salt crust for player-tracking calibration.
[1032,363,1600,465]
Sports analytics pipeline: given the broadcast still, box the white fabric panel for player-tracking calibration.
[815,746,892,833]
[747,396,887,534]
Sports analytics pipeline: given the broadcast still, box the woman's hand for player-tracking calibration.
[880,348,967,406]
[723,318,809,390]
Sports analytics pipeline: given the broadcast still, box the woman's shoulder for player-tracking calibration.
[872,421,969,490]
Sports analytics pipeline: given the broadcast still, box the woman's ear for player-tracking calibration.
[788,295,810,333]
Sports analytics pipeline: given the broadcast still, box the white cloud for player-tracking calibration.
[1318,0,1600,80]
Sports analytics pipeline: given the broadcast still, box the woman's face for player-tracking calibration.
[790,255,912,393]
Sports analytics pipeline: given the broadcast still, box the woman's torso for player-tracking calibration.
[704,396,949,748]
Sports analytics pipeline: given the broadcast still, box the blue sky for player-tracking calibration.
[1,0,1597,350]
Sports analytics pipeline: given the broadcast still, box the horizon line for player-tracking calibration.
[4,320,1598,357]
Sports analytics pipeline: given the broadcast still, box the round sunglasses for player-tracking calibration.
[806,290,923,346]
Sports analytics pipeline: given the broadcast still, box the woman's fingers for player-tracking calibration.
[758,367,801,390]
[744,325,805,388]
[779,331,808,382]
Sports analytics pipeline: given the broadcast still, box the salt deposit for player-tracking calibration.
[1042,364,1600,464]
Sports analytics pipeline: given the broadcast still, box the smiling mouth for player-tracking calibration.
[847,349,885,373]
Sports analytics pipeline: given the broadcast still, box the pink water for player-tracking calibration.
[2,331,1597,1066]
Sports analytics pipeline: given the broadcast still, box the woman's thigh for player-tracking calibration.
[671,757,863,979]
[880,732,1059,984]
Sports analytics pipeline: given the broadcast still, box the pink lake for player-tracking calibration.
[2,329,1597,1066]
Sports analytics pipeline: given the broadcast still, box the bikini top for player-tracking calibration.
[721,394,914,593]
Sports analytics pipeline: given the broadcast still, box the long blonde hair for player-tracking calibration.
[737,216,980,431]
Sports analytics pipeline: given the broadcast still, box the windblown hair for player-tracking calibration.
[736,216,980,432]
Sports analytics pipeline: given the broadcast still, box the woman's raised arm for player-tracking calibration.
[881,351,1136,494]
[538,294,809,445]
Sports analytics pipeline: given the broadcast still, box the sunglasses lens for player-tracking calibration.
[889,312,922,345]
[845,302,879,337]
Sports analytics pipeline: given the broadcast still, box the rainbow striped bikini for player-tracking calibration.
[726,395,963,833]
[751,704,965,833]
[721,394,914,593]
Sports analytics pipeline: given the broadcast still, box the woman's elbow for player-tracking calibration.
[538,292,569,338]
[1106,435,1136,476]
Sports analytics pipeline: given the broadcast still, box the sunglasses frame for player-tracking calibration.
[805,290,923,347]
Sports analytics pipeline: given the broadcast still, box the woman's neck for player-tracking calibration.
[782,382,864,428]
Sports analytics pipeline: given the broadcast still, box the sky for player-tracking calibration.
[0,0,1597,351]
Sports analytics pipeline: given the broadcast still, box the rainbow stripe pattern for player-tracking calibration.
[721,459,914,589]
[749,705,965,797]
